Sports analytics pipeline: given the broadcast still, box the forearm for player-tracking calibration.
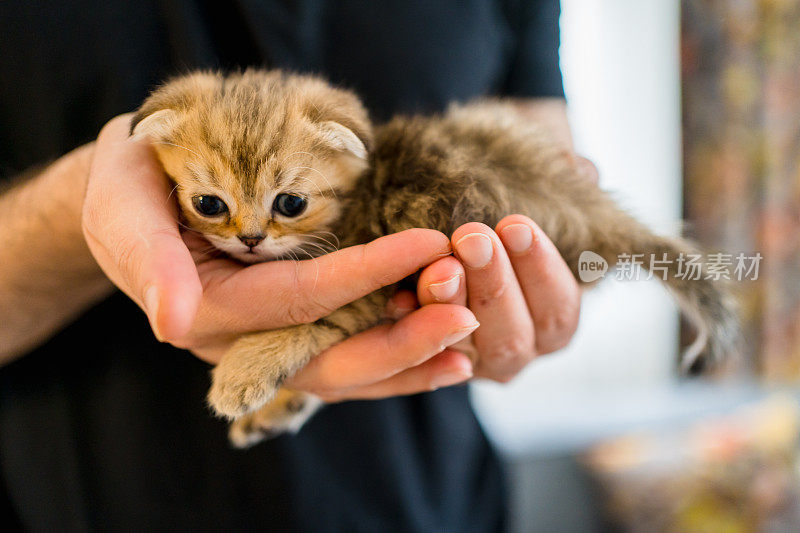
[0,143,113,365]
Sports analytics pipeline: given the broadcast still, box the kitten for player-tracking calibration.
[131,69,739,448]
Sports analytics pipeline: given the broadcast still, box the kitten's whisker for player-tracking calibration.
[298,87,322,117]
[165,183,180,204]
[313,234,340,250]
[191,245,224,262]
[293,176,328,200]
[153,141,203,160]
[297,248,320,291]
[287,250,304,281]
[307,241,336,256]
[314,230,340,247]
[280,151,317,165]
[286,166,338,199]
[300,242,331,257]
[294,233,338,255]
[306,231,340,251]
[304,233,340,253]
[287,249,317,289]
[175,220,201,233]
[281,168,329,199]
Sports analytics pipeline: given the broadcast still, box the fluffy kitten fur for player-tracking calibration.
[132,69,739,448]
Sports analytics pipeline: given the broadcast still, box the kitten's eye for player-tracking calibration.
[273,193,307,217]
[192,195,228,217]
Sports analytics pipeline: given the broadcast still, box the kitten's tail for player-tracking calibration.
[592,232,741,373]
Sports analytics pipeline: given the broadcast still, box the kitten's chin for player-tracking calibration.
[229,247,299,264]
[227,249,287,264]
[232,252,269,264]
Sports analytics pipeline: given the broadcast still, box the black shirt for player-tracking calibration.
[0,1,563,531]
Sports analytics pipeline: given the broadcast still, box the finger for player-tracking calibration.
[197,228,452,332]
[320,350,473,402]
[191,288,421,365]
[418,257,476,360]
[385,290,419,320]
[82,114,201,341]
[417,256,467,306]
[452,222,535,381]
[287,304,478,394]
[496,215,581,355]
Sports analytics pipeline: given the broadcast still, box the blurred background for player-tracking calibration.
[470,1,800,531]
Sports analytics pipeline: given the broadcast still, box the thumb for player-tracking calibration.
[82,114,202,341]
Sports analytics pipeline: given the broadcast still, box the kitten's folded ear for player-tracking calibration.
[130,108,179,141]
[319,121,368,160]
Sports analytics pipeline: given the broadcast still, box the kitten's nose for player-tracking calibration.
[238,234,265,248]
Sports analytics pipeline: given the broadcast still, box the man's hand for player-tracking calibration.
[82,115,476,400]
[392,218,581,383]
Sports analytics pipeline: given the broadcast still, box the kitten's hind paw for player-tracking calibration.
[227,390,323,448]
[228,419,283,449]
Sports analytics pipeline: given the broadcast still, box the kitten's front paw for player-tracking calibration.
[207,373,281,419]
[207,326,323,419]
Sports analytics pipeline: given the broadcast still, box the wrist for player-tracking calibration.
[0,141,112,364]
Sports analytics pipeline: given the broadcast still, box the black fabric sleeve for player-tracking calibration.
[502,0,565,98]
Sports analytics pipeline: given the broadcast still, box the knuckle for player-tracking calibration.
[537,305,580,339]
[471,279,508,309]
[287,271,334,324]
[536,336,569,355]
[483,336,532,366]
[535,306,580,354]
[287,295,335,324]
[111,237,138,283]
[286,304,317,325]
[491,373,517,384]
[475,364,518,384]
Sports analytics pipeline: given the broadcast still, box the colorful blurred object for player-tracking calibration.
[682,0,800,378]
[583,394,800,532]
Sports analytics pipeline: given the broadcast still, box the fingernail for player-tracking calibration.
[144,286,163,341]
[500,224,534,254]
[442,322,480,348]
[432,364,474,389]
[428,274,461,302]
[454,233,493,269]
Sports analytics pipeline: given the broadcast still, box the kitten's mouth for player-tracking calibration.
[231,247,290,264]
[205,234,302,264]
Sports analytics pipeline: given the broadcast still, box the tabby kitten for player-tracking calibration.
[132,69,738,447]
